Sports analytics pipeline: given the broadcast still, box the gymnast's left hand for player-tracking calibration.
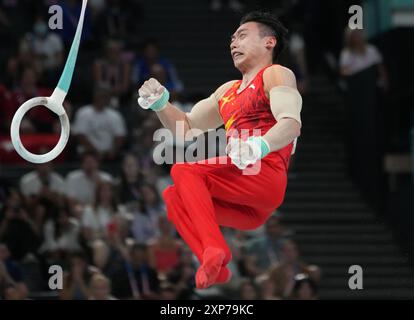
[226,136,270,170]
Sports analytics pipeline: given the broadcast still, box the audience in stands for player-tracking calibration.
[81,180,127,243]
[30,15,65,86]
[340,28,388,90]
[72,83,127,161]
[267,239,320,299]
[39,207,81,266]
[92,39,132,106]
[0,243,29,300]
[111,243,160,299]
[115,153,143,205]
[19,162,66,206]
[238,279,259,300]
[245,214,292,272]
[5,38,43,89]
[88,273,117,300]
[289,273,319,300]
[132,38,184,101]
[60,251,99,300]
[0,189,41,262]
[147,216,182,277]
[65,151,113,207]
[10,67,54,133]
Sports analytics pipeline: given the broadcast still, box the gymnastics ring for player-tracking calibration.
[10,0,88,164]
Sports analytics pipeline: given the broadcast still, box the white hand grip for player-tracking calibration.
[10,97,70,164]
[138,94,160,109]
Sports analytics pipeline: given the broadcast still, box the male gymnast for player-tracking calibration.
[137,11,302,289]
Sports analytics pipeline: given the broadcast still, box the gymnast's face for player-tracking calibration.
[230,22,276,71]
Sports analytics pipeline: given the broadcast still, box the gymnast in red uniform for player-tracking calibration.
[137,11,302,289]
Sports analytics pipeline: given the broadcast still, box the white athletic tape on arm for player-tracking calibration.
[269,86,302,125]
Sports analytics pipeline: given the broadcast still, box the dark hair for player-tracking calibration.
[240,11,288,62]
[131,242,148,253]
[238,278,259,299]
[70,250,87,262]
[141,37,160,51]
[81,150,100,162]
[291,274,318,298]
[93,180,118,212]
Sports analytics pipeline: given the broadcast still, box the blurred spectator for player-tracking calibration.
[65,151,113,206]
[238,279,259,300]
[256,274,281,300]
[0,189,41,261]
[141,183,164,216]
[130,184,164,244]
[19,162,66,207]
[111,243,160,299]
[148,216,182,276]
[131,114,163,171]
[158,282,178,300]
[89,0,106,15]
[115,153,143,205]
[167,247,197,299]
[268,239,320,299]
[245,214,291,272]
[237,248,262,279]
[339,28,388,200]
[0,259,14,299]
[10,67,56,133]
[132,38,184,98]
[93,0,141,46]
[223,228,248,263]
[289,273,319,300]
[81,180,125,243]
[72,83,127,161]
[60,251,99,300]
[340,28,388,90]
[39,207,81,265]
[90,234,129,282]
[92,39,131,105]
[30,15,64,86]
[29,200,49,240]
[0,243,29,297]
[88,273,117,300]
[0,0,36,46]
[5,35,43,89]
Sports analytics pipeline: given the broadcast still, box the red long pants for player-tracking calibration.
[163,155,287,266]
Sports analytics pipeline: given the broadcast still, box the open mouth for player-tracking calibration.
[232,52,243,59]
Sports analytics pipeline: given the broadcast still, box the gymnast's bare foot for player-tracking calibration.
[195,247,226,289]
[215,266,232,284]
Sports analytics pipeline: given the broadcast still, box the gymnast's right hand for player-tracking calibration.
[137,78,170,111]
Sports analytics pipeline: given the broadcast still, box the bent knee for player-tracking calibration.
[170,163,190,182]
[170,162,205,183]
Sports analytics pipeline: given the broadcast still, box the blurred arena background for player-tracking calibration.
[1,0,414,300]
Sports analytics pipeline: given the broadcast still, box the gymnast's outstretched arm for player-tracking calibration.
[138,78,235,138]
